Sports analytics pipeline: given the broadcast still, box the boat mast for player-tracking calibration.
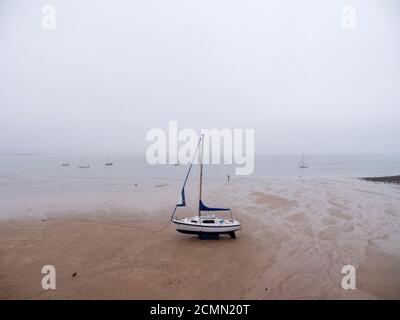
[198,135,204,217]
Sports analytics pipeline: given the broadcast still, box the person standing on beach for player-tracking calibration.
[227,174,230,183]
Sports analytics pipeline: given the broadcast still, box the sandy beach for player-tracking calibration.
[0,177,399,299]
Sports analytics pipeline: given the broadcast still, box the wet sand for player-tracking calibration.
[0,178,399,299]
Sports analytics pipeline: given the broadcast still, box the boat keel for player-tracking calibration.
[197,232,236,240]
[176,229,238,240]
[199,233,219,240]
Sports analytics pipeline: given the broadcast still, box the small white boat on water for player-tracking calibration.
[105,155,113,166]
[171,135,241,239]
[299,152,308,169]
[78,155,90,169]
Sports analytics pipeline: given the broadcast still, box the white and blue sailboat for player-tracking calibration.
[171,135,241,239]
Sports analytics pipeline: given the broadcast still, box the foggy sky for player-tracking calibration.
[0,0,399,155]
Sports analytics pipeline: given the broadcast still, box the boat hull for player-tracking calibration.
[172,218,241,238]
[176,229,237,239]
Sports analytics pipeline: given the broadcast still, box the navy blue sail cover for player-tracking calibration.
[199,200,230,211]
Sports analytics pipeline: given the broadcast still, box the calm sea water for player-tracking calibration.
[1,153,399,218]
[0,154,399,181]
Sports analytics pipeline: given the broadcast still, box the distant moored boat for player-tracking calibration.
[299,152,308,169]
[79,155,90,169]
[105,155,113,166]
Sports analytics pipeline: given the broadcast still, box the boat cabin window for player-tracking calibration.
[191,220,197,223]
[202,219,215,224]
